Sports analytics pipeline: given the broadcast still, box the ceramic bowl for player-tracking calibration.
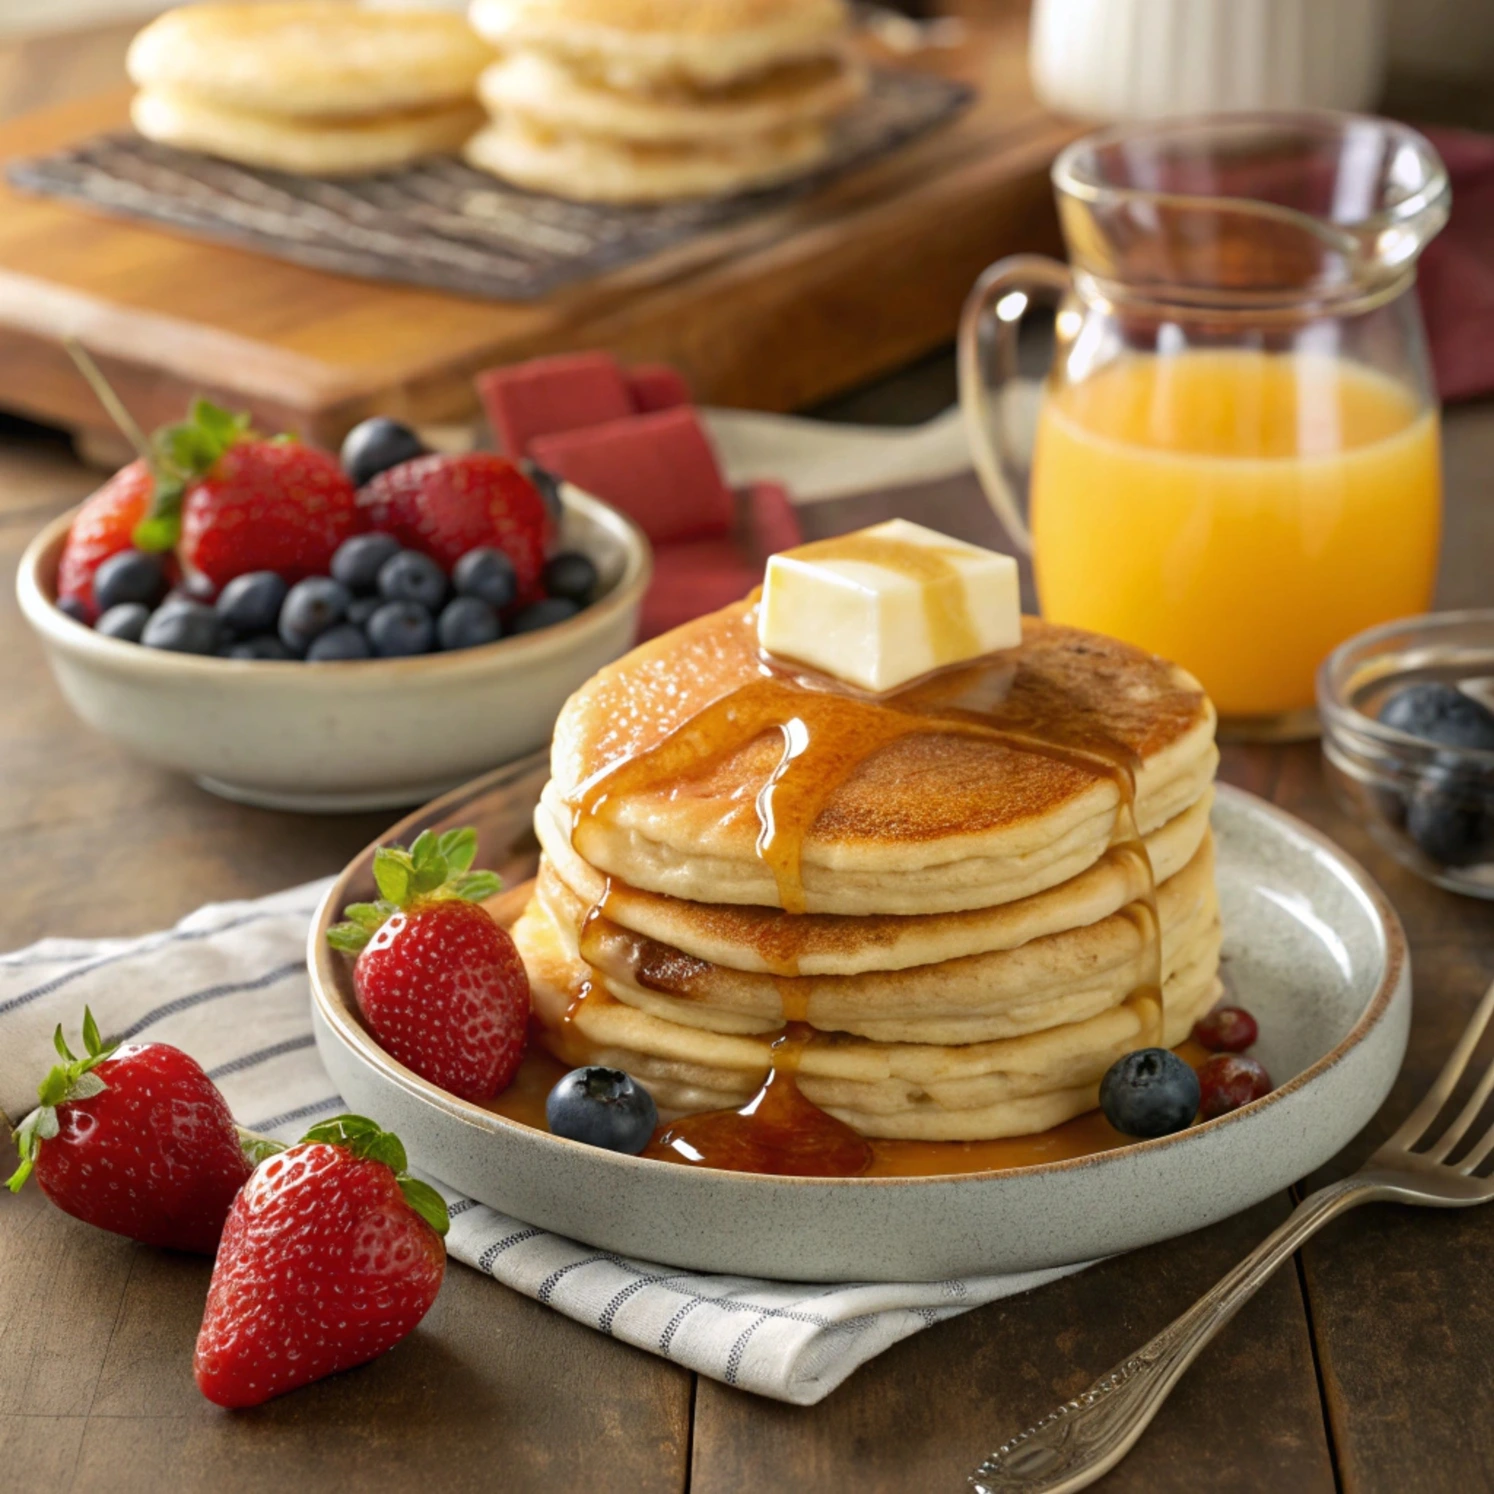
[17,487,650,812]
[309,769,1411,1282]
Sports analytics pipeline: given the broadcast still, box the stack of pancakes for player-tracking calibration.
[465,0,866,201]
[128,4,492,176]
[513,601,1224,1141]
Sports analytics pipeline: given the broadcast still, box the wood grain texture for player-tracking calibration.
[4,398,1494,1494]
[692,1195,1335,1494]
[1,20,1493,1474]
[0,1187,692,1494]
[0,7,1069,448]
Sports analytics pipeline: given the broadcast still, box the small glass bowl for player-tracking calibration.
[1318,610,1494,899]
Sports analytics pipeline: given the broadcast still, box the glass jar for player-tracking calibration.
[959,111,1449,738]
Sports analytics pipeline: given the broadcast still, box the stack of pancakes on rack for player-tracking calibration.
[465,0,866,200]
[513,599,1223,1142]
[127,4,492,176]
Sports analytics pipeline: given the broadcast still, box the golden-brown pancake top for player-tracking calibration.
[551,599,1213,854]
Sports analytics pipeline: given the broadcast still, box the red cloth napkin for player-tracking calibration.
[640,481,800,640]
[475,352,802,637]
[1419,128,1494,404]
[529,406,736,546]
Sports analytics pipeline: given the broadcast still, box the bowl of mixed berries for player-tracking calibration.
[18,402,650,811]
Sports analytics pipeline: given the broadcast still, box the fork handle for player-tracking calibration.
[969,1177,1373,1494]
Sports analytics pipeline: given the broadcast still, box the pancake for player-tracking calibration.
[550,600,1217,915]
[538,779,1212,976]
[514,891,1223,1140]
[131,91,485,177]
[477,50,865,145]
[537,832,1220,1043]
[468,0,850,89]
[128,5,493,119]
[463,116,829,202]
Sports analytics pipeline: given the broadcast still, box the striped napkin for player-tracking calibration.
[0,880,1084,1405]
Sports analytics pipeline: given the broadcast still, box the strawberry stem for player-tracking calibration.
[64,339,154,467]
[134,398,253,552]
[7,1006,117,1192]
[327,827,501,954]
[300,1115,450,1237]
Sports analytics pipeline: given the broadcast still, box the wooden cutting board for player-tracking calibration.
[0,5,1073,450]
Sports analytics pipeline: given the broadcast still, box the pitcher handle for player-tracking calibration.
[957,255,1073,556]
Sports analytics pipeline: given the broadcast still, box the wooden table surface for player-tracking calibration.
[4,21,1494,1494]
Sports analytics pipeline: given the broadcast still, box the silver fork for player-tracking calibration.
[969,976,1494,1494]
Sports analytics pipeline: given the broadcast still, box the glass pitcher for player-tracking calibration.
[959,112,1449,738]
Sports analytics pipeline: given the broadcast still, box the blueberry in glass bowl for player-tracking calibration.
[1318,611,1494,897]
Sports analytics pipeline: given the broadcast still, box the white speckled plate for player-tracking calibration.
[309,762,1410,1282]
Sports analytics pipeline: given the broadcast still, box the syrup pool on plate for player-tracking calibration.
[1030,349,1441,721]
[484,1040,1216,1178]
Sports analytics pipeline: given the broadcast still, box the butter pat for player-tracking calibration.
[758,519,1021,693]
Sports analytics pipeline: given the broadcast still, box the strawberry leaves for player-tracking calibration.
[133,398,254,553]
[327,827,502,954]
[7,1006,118,1191]
[300,1115,450,1237]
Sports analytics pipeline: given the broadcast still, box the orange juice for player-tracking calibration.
[1029,350,1441,719]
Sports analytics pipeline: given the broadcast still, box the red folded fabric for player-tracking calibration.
[1419,128,1494,404]
[529,405,735,546]
[476,352,634,458]
[639,481,801,640]
[626,364,693,413]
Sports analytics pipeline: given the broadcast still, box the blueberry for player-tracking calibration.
[546,1066,658,1154]
[521,460,564,525]
[221,634,293,661]
[347,595,381,628]
[452,546,518,610]
[216,570,288,637]
[438,595,501,651]
[340,417,425,488]
[168,573,219,606]
[542,551,598,606]
[56,595,90,624]
[366,600,435,657]
[330,532,402,594]
[1099,1048,1200,1139]
[1379,683,1494,753]
[278,576,351,654]
[95,603,150,642]
[1406,769,1492,868]
[306,622,373,661]
[378,549,448,610]
[140,600,221,655]
[93,549,167,610]
[511,597,581,634]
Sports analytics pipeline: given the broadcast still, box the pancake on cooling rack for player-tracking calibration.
[127,4,492,176]
[465,0,867,201]
[511,581,1223,1143]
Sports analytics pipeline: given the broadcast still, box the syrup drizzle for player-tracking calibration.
[562,537,1167,1176]
[643,1024,873,1178]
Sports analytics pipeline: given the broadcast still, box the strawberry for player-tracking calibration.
[194,1115,448,1408]
[129,398,360,588]
[328,828,529,1101]
[355,453,551,600]
[6,1008,253,1254]
[56,460,156,620]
